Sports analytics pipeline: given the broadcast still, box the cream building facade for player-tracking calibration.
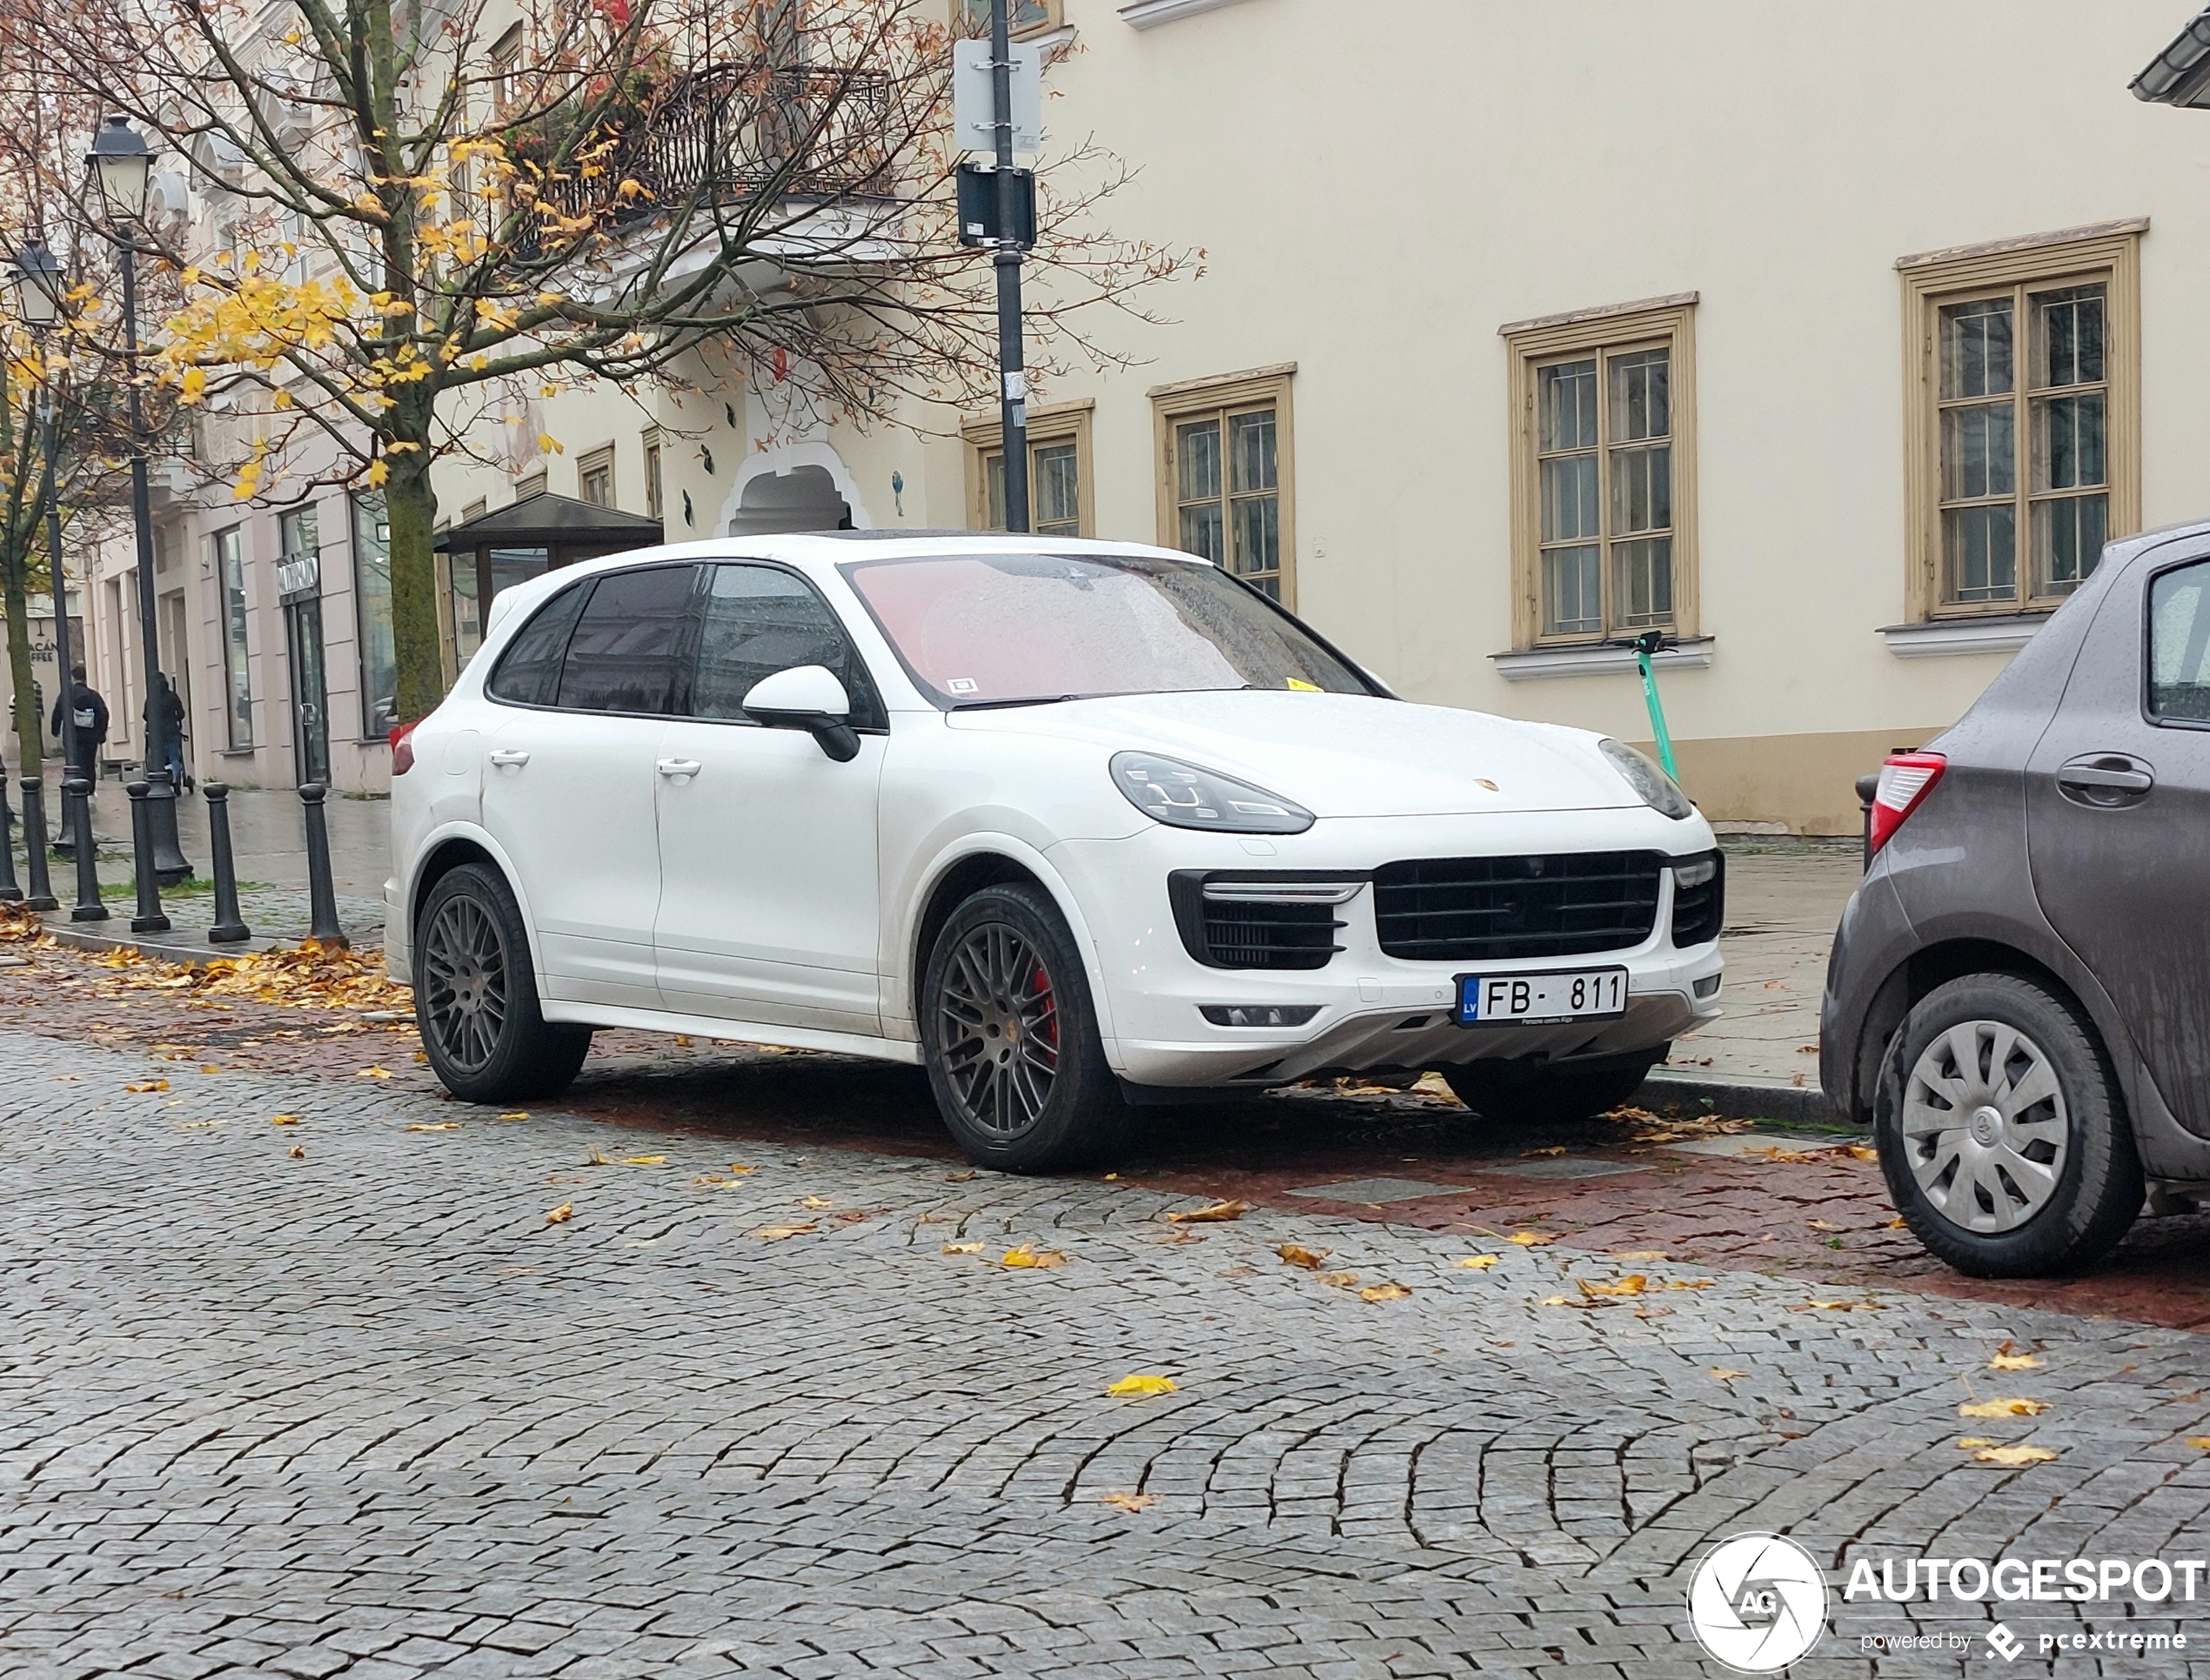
[77,0,2210,832]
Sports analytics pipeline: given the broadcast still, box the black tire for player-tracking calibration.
[1876,974,2140,1278]
[1437,1047,1664,1125]
[920,882,1141,1173]
[414,862,592,1103]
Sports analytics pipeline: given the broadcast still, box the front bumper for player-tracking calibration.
[1051,810,1724,1089]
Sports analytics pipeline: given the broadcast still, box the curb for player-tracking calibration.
[39,920,298,966]
[1632,1070,1843,1127]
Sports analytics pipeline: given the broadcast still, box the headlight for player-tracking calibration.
[1599,738,1693,820]
[1111,752,1315,834]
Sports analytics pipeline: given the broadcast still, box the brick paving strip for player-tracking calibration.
[5,945,2210,1672]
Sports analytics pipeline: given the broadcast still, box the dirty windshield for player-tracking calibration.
[839,551,1373,707]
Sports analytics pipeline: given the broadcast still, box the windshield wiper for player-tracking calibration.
[948,693,1095,710]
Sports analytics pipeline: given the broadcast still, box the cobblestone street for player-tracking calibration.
[7,1000,2210,1677]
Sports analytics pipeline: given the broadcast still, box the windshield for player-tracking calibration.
[839,551,1376,707]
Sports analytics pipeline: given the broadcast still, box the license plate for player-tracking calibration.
[1457,967,1629,1027]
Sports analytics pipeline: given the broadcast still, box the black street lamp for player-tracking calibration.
[4,238,105,920]
[84,114,190,920]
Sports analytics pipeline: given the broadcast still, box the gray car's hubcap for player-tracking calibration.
[1902,1020,2069,1234]
[420,895,508,1075]
[938,923,1061,1139]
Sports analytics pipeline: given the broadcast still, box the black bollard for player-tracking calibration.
[125,781,170,935]
[204,783,251,944]
[62,779,107,923]
[1855,771,1881,873]
[0,776,19,903]
[17,780,55,912]
[298,782,346,948]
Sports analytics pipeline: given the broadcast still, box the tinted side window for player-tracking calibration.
[692,564,885,729]
[486,581,589,706]
[556,565,698,714]
[2150,559,2210,723]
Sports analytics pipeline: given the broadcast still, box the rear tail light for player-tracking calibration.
[1868,752,1946,855]
[389,720,418,776]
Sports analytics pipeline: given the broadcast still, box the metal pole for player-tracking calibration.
[62,777,107,921]
[990,0,1029,533]
[124,779,168,934]
[38,386,76,853]
[17,780,54,911]
[203,782,249,943]
[117,242,191,887]
[298,782,345,947]
[0,780,18,901]
[1631,631,1679,781]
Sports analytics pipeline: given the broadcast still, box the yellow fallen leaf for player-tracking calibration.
[621,1155,666,1166]
[1886,1215,1908,1229]
[1972,1443,2057,1466]
[727,1163,754,1175]
[1613,1249,1667,1261]
[1522,1146,1566,1158]
[1578,1275,1648,1297]
[403,1122,460,1134]
[199,1064,222,1074]
[1360,1282,1411,1302]
[124,1081,169,1094]
[802,1195,834,1208]
[2186,1436,2210,1450]
[1959,1437,1996,1448]
[1276,1244,1331,1269]
[751,1222,817,1242]
[586,1150,613,1166]
[1452,1255,1499,1269]
[1001,1246,1067,1269]
[1107,1374,1177,1397]
[286,1144,305,1160]
[1165,1199,1248,1224]
[356,1067,393,1079]
[1508,1231,1555,1247]
[1100,1491,1155,1511]
[1959,1397,2048,1418]
[1844,1144,1878,1161]
[1807,1219,1840,1231]
[1990,1342,2042,1371]
[499,1112,530,1121]
[1316,1271,1361,1289]
[941,1242,983,1255]
[270,1114,299,1127]
[1709,1368,1748,1382]
[1102,1172,1120,1181]
[1665,1278,1716,1291]
[673,1034,693,1047]
[545,1204,573,1225]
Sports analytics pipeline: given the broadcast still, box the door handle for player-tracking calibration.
[2056,753,2153,807]
[656,758,703,781]
[488,748,532,768]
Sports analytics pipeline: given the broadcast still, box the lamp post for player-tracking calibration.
[86,114,191,893]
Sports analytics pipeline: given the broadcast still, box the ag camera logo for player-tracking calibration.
[1688,1532,1829,1672]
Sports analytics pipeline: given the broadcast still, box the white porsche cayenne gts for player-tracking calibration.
[386,533,1724,1170]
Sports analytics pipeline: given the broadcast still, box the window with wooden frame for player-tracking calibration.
[1151,365,1295,604]
[1899,223,2142,620]
[963,402,1092,539]
[642,429,663,522]
[577,445,615,508]
[489,23,524,113]
[1503,297,1698,647]
[955,0,1060,37]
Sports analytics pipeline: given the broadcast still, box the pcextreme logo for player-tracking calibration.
[1687,1533,1830,1672]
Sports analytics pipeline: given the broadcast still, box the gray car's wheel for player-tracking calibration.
[1437,1047,1663,1124]
[415,862,592,1103]
[1877,974,2141,1277]
[921,883,1140,1173]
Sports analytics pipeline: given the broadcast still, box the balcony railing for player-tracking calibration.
[525,61,898,233]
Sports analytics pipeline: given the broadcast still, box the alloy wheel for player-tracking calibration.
[420,894,509,1075]
[1901,1019,2069,1234]
[937,922,1061,1138]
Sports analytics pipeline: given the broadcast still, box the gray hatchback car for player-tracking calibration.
[1823,519,2210,1277]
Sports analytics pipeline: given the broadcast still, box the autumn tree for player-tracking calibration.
[29,0,1182,720]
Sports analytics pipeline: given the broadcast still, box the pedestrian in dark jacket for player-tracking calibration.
[145,673,189,791]
[50,665,106,781]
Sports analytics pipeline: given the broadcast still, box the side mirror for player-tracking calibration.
[741,664,861,762]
